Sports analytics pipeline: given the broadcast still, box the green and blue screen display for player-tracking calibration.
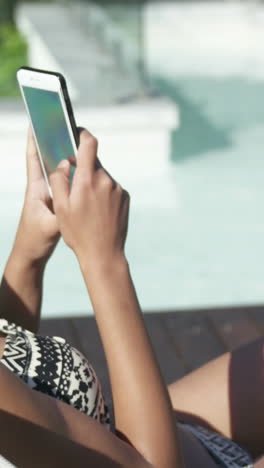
[22,86,76,178]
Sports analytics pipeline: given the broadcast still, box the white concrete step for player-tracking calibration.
[16,3,144,105]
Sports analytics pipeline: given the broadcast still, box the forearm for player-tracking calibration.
[81,256,184,468]
[0,248,44,333]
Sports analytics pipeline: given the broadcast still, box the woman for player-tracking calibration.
[0,127,261,467]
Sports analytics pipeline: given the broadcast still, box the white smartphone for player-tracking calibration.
[17,66,79,193]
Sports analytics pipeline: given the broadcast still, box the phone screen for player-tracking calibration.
[22,86,76,177]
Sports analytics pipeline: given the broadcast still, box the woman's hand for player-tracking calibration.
[0,128,60,332]
[13,127,60,266]
[50,129,130,273]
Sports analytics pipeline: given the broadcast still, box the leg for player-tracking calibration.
[168,337,264,460]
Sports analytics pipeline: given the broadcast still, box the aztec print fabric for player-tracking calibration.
[178,422,254,467]
[0,318,110,429]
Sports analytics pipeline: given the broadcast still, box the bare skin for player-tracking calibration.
[0,334,218,468]
[0,126,59,333]
[1,331,263,467]
[168,338,264,465]
[49,132,184,468]
[256,457,264,468]
[0,127,262,467]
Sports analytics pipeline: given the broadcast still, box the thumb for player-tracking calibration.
[49,159,71,213]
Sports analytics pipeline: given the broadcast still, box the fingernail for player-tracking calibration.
[57,159,69,169]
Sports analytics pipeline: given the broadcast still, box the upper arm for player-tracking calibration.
[0,407,152,468]
[0,362,152,468]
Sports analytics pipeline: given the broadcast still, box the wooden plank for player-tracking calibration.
[39,318,80,349]
[144,313,186,384]
[207,309,262,351]
[246,307,264,334]
[72,314,186,388]
[164,311,225,373]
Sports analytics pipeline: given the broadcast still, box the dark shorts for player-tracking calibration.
[178,421,254,467]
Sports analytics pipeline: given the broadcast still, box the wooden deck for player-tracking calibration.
[39,305,264,424]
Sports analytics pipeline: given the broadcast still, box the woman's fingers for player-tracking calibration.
[101,167,117,189]
[49,127,130,262]
[26,126,44,182]
[68,156,77,167]
[50,160,71,213]
[73,128,117,189]
[75,129,98,177]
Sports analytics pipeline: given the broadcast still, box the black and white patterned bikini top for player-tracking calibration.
[0,318,110,428]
